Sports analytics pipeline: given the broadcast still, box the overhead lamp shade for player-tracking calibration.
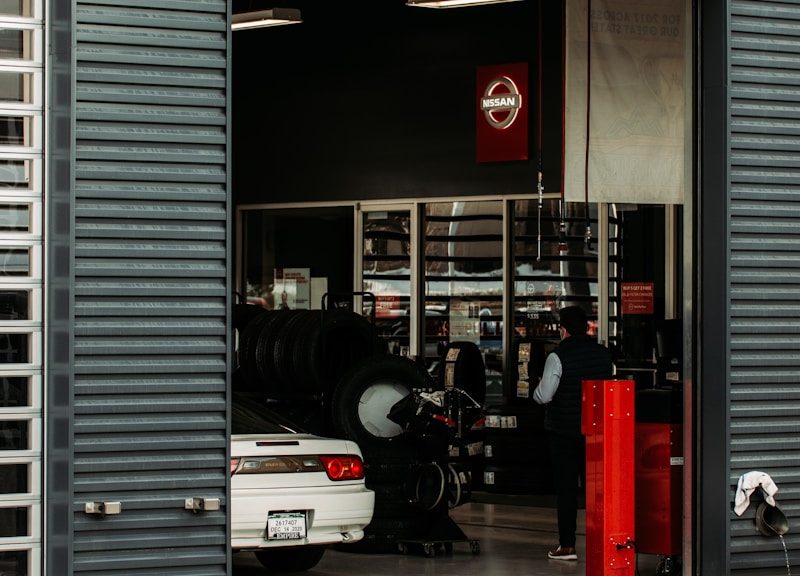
[231,8,302,30]
[406,0,522,7]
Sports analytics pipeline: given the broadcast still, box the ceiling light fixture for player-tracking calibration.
[231,8,302,31]
[406,0,522,8]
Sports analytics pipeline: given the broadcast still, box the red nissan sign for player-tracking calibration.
[621,282,654,315]
[476,62,528,163]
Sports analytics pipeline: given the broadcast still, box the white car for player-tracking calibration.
[231,393,375,572]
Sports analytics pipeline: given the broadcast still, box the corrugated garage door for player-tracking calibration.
[730,0,800,571]
[72,1,230,574]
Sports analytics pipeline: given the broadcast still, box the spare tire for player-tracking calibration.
[331,354,432,462]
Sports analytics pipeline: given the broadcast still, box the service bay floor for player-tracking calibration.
[232,499,665,576]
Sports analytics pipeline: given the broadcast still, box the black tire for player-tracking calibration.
[408,462,446,511]
[239,311,277,388]
[254,545,326,572]
[272,310,309,390]
[315,309,377,390]
[233,303,267,334]
[446,462,473,508]
[253,310,297,393]
[288,309,376,395]
[437,341,486,406]
[331,354,433,462]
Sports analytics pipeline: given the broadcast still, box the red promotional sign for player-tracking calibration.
[621,282,654,315]
[375,295,402,318]
[476,63,528,163]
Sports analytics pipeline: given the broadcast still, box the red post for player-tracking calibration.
[582,379,636,575]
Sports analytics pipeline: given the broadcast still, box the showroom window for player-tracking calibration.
[239,198,608,404]
[0,1,42,574]
[361,208,413,356]
[423,200,504,397]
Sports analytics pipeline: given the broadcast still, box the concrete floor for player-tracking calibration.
[232,501,665,575]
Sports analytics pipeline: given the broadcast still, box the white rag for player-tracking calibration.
[734,471,779,516]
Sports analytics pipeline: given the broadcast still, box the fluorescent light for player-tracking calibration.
[231,8,302,30]
[406,0,522,7]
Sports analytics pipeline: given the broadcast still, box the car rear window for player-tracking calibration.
[231,393,301,435]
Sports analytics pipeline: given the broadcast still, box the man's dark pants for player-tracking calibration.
[547,431,586,548]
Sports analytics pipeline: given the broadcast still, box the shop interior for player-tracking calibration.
[231,0,688,572]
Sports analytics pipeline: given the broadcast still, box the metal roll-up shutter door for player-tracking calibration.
[72,1,230,574]
[730,1,800,571]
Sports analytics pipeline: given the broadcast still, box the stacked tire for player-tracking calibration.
[236,308,377,398]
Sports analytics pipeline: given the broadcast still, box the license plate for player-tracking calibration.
[267,511,307,540]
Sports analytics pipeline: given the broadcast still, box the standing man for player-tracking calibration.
[533,305,613,561]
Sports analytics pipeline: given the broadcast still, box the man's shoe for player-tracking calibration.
[548,546,577,561]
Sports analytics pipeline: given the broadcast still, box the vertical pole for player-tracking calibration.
[582,379,636,575]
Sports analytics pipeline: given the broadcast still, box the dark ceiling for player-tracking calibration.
[230,0,564,205]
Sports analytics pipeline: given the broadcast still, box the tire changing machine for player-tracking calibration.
[390,386,482,557]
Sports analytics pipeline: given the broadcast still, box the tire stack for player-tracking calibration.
[234,306,378,435]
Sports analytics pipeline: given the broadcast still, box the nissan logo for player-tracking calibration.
[481,75,521,130]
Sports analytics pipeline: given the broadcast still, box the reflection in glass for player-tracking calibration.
[0,333,27,363]
[0,291,28,319]
[0,71,29,102]
[512,199,599,340]
[0,420,28,450]
[0,463,27,494]
[241,207,354,309]
[0,160,28,187]
[0,205,28,231]
[0,248,29,275]
[0,116,26,146]
[424,201,504,399]
[0,29,30,60]
[0,376,27,406]
[0,506,28,537]
[362,211,411,356]
[0,0,31,16]
[0,550,28,575]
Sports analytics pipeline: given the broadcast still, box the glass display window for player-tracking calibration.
[424,200,504,398]
[361,209,412,356]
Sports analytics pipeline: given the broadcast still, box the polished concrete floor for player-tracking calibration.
[232,500,665,575]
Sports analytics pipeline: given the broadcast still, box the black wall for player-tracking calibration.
[232,0,563,205]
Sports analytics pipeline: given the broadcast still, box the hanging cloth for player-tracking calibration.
[734,471,779,516]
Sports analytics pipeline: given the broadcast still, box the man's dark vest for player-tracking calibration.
[546,335,613,437]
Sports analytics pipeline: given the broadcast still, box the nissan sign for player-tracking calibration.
[481,76,521,129]
[476,63,528,163]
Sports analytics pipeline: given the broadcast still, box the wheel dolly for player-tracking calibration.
[395,512,480,557]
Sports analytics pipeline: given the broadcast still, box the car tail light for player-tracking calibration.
[230,457,241,476]
[319,455,365,481]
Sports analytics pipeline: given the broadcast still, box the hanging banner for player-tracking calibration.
[564,0,687,204]
[476,62,529,163]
